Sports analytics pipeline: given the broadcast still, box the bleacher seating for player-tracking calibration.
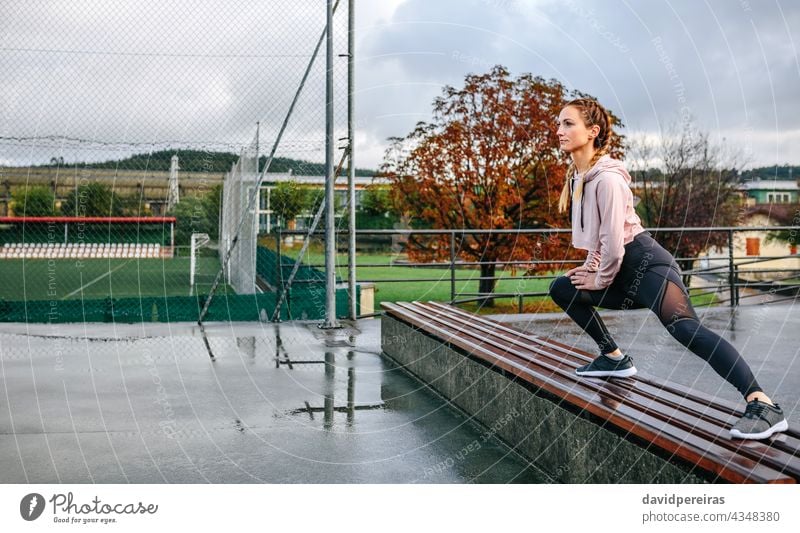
[0,242,163,259]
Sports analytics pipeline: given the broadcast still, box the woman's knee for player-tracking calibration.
[663,315,703,346]
[549,275,575,302]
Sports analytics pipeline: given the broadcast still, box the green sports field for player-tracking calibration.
[1,246,719,314]
[281,248,720,314]
[0,256,230,302]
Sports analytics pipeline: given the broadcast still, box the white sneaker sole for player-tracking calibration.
[729,419,789,440]
[575,366,638,378]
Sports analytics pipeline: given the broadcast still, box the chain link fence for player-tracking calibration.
[0,1,354,324]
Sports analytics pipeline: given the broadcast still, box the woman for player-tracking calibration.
[547,97,788,440]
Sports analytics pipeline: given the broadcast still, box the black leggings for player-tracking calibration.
[548,231,762,399]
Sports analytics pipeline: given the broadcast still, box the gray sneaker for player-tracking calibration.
[729,400,788,440]
[575,353,637,378]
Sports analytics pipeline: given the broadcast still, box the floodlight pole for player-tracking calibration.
[321,0,340,329]
[347,0,356,320]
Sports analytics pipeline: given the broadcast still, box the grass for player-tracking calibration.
[0,256,230,301]
[277,243,720,315]
[1,240,720,312]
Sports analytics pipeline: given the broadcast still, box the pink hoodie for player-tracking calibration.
[570,155,645,289]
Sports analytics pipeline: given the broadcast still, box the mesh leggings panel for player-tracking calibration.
[548,265,763,398]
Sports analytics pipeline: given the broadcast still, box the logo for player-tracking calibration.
[20,493,45,521]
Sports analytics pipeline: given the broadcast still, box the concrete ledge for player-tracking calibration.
[381,314,708,483]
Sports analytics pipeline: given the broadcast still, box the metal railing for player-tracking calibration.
[272,225,800,319]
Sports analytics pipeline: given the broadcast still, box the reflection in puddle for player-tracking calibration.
[286,350,384,428]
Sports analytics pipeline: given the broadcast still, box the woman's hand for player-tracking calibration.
[569,269,602,291]
[564,265,590,277]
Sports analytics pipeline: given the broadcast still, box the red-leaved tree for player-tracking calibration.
[380,66,624,307]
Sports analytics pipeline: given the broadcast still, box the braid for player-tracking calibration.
[557,98,614,214]
[558,162,575,214]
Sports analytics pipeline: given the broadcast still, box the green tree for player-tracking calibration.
[203,184,223,240]
[170,196,214,246]
[60,182,125,217]
[356,184,398,229]
[271,180,311,228]
[755,204,800,250]
[360,185,393,216]
[10,186,57,216]
[168,186,223,245]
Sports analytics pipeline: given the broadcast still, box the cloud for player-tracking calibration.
[0,0,798,169]
[356,0,800,168]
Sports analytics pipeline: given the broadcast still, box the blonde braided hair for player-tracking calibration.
[557,98,614,214]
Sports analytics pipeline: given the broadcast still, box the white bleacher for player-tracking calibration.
[0,243,163,259]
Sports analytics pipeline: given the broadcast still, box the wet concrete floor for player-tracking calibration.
[0,318,545,483]
[2,301,796,484]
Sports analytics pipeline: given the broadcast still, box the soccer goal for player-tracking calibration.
[190,232,212,295]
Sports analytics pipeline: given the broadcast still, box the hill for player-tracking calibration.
[740,165,800,181]
[43,149,376,176]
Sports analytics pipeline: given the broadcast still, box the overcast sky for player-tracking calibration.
[1,0,798,170]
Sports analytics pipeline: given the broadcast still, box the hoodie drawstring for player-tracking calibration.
[580,190,585,232]
[570,176,585,232]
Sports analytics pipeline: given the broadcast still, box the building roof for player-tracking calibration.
[739,180,799,191]
[238,172,391,186]
[743,203,800,224]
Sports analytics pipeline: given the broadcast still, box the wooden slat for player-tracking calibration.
[382,301,796,483]
[386,302,781,483]
[409,301,800,480]
[428,301,800,438]
[392,302,797,483]
[423,302,800,445]
[417,301,800,479]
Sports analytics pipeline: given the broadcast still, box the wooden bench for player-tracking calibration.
[381,301,800,484]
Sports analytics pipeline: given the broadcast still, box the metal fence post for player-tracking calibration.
[321,0,339,329]
[450,231,456,304]
[728,228,735,307]
[274,226,283,321]
[346,0,356,321]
